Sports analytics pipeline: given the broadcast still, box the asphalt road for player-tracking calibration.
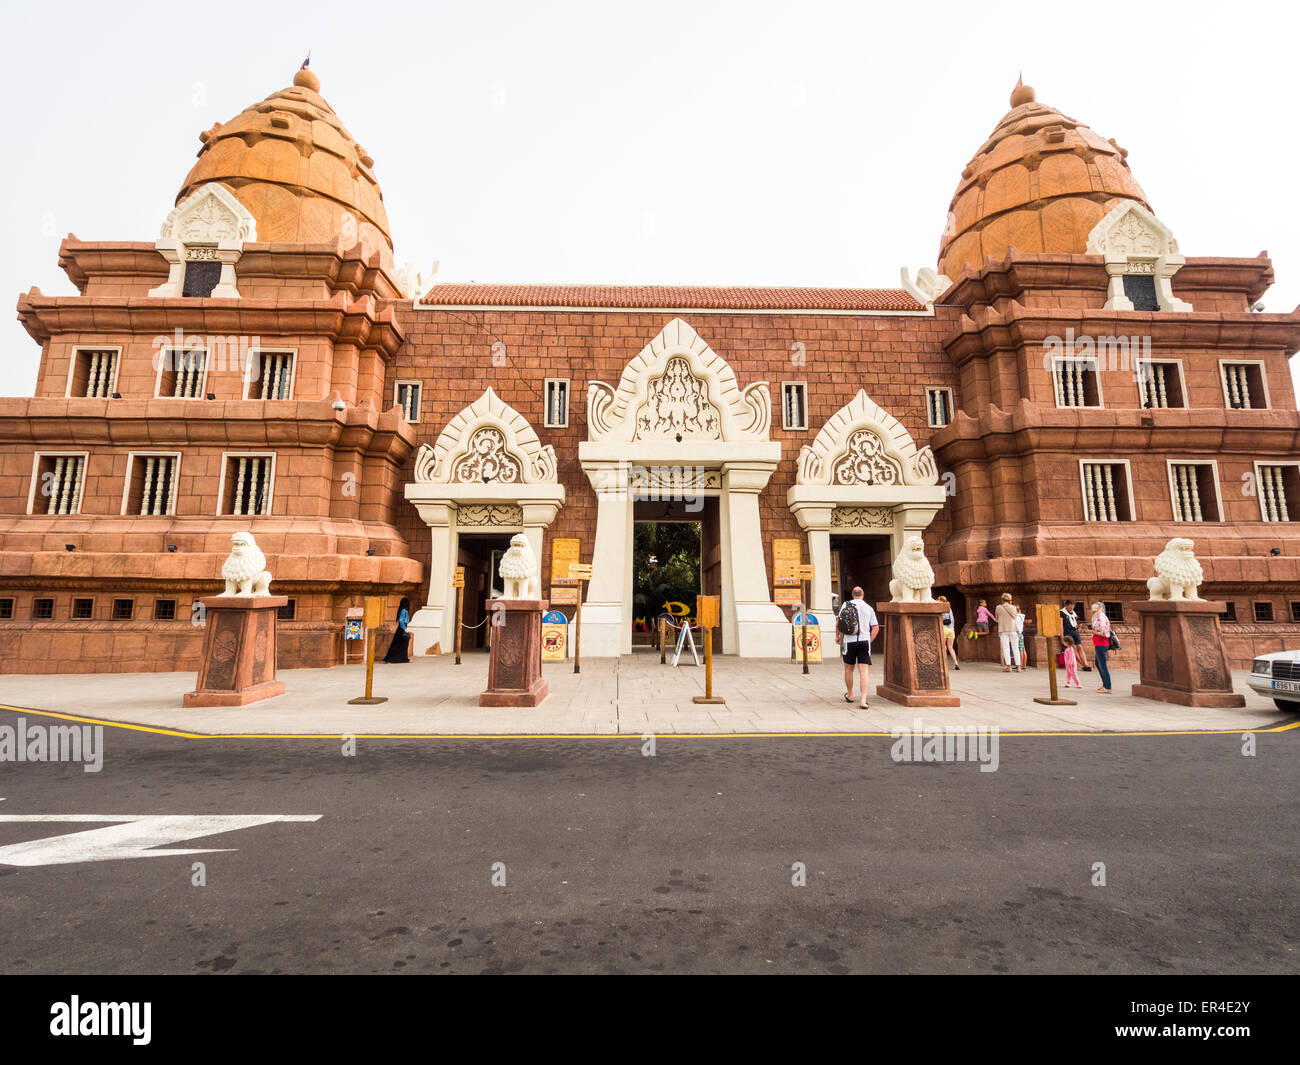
[0,719,1296,974]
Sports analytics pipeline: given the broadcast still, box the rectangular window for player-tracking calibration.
[1253,601,1274,623]
[1256,463,1300,522]
[1052,358,1102,408]
[1168,462,1221,522]
[112,598,134,620]
[925,387,953,428]
[33,598,54,620]
[153,599,177,621]
[182,258,222,298]
[221,454,274,516]
[1290,601,1300,623]
[71,349,120,398]
[33,453,87,515]
[0,598,13,619]
[1221,362,1267,410]
[544,379,570,428]
[250,351,295,400]
[781,382,808,431]
[71,597,94,619]
[1122,273,1160,311]
[277,599,297,621]
[158,349,208,399]
[395,381,421,423]
[1219,602,1237,623]
[1136,360,1185,408]
[1103,601,1125,623]
[1080,462,1132,521]
[126,454,179,516]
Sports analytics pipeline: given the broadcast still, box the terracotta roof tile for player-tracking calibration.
[417,283,925,312]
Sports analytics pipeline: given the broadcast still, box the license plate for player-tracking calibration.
[1272,680,1300,693]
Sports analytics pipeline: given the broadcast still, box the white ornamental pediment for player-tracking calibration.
[159,183,256,245]
[586,318,771,442]
[413,387,558,485]
[798,389,937,487]
[1085,202,1179,261]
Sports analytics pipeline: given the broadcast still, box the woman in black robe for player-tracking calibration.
[382,597,412,662]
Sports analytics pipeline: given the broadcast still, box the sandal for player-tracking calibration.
[844,692,853,703]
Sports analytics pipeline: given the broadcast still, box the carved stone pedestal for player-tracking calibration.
[1130,601,1244,707]
[184,596,287,707]
[874,601,960,707]
[480,598,550,707]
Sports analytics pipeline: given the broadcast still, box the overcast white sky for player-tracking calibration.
[1,0,1297,397]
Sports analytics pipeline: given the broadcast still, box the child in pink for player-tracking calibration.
[1061,636,1082,688]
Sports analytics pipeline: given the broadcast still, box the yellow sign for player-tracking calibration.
[362,595,386,628]
[550,584,580,605]
[773,539,801,562]
[796,564,815,581]
[774,587,802,606]
[552,538,581,580]
[541,623,567,660]
[1036,604,1062,638]
[452,566,465,589]
[796,623,822,662]
[568,563,593,580]
[696,594,720,630]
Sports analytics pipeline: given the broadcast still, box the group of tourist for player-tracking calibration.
[965,596,1116,694]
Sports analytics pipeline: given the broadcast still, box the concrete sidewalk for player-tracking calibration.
[1,652,1294,736]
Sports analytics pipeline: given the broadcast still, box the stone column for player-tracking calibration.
[1130,601,1244,707]
[408,502,455,656]
[480,598,550,707]
[722,461,789,658]
[580,460,631,657]
[874,601,960,707]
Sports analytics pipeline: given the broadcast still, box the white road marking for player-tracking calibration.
[0,814,321,866]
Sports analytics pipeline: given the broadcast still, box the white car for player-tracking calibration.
[1248,651,1300,711]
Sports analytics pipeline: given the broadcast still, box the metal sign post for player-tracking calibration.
[453,566,465,665]
[569,562,592,675]
[692,595,724,703]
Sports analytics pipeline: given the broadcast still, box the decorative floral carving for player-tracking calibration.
[159,184,255,244]
[634,357,722,441]
[831,429,906,486]
[457,504,523,527]
[831,506,893,528]
[451,427,522,484]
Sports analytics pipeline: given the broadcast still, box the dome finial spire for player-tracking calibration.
[293,52,319,91]
[1009,73,1035,107]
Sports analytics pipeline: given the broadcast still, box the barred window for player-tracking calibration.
[1081,462,1131,521]
[159,349,208,399]
[128,454,178,516]
[252,351,295,400]
[277,599,297,621]
[1219,602,1237,623]
[1102,601,1125,623]
[544,379,570,428]
[74,349,119,398]
[33,598,54,619]
[1137,361,1185,408]
[1257,464,1299,522]
[35,454,87,515]
[0,598,13,619]
[182,258,222,298]
[112,598,134,620]
[1169,463,1220,522]
[395,381,421,423]
[782,382,808,430]
[1253,601,1274,623]
[153,599,177,621]
[72,597,94,619]
[1221,363,1266,410]
[1290,601,1300,623]
[1052,358,1101,407]
[222,454,274,516]
[926,387,953,428]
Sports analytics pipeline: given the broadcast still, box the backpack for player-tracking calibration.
[837,601,859,637]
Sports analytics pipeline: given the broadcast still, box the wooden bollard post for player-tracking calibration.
[691,595,724,705]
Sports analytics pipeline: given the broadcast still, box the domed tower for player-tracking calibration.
[175,66,394,271]
[938,80,1150,281]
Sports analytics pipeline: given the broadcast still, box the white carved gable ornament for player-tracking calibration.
[798,389,938,487]
[160,183,256,245]
[414,387,558,485]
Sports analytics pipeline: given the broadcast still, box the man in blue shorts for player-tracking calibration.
[836,586,880,709]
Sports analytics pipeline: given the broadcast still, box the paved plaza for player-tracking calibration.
[1,652,1293,736]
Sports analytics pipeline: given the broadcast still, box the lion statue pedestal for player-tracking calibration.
[1130,538,1243,708]
[184,532,287,707]
[874,537,959,707]
[480,535,550,708]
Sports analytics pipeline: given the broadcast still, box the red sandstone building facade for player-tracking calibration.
[3,69,1298,673]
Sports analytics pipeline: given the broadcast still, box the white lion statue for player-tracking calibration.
[1147,537,1205,601]
[498,533,540,600]
[888,535,936,602]
[220,531,273,597]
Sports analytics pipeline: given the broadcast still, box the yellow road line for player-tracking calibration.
[2,703,1297,739]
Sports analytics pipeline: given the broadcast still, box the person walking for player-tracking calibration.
[1060,635,1083,689]
[382,597,412,663]
[1089,601,1113,693]
[938,595,960,670]
[1059,601,1092,670]
[836,586,880,709]
[996,592,1021,671]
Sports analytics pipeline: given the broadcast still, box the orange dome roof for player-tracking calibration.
[938,82,1150,280]
[176,68,393,269]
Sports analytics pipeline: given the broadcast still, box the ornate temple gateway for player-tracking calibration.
[2,68,1299,672]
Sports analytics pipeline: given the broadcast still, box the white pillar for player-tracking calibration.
[581,460,631,656]
[807,526,833,620]
[723,462,789,657]
[408,503,455,656]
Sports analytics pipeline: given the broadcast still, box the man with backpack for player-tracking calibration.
[836,586,880,709]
